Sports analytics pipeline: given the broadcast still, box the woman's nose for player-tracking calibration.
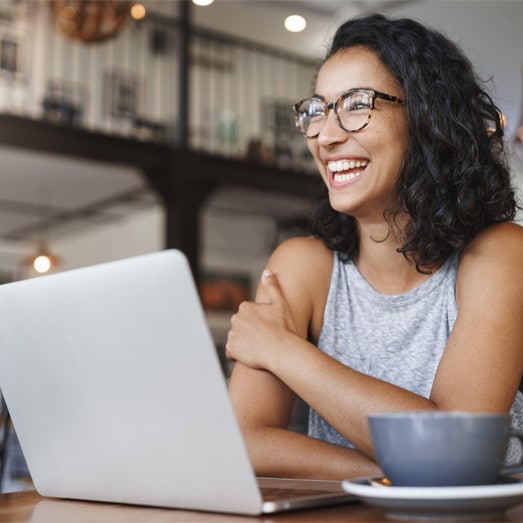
[316,111,348,147]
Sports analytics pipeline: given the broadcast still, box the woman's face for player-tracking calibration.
[307,47,408,222]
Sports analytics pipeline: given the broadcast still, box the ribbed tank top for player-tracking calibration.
[309,251,523,464]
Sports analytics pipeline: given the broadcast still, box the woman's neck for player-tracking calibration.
[354,219,437,295]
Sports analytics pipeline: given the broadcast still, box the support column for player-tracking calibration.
[163,179,215,281]
[145,163,216,281]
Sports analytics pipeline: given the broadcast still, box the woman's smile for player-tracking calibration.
[308,47,408,219]
[327,157,370,187]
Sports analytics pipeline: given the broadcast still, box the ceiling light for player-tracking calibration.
[192,0,214,6]
[284,14,307,33]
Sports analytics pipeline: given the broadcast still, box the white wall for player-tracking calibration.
[50,205,165,272]
[5,205,165,281]
[387,0,523,140]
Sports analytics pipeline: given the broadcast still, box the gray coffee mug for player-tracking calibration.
[369,411,523,487]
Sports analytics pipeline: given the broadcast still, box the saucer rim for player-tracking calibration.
[342,476,523,500]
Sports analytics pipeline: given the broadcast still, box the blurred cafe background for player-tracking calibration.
[0,0,522,493]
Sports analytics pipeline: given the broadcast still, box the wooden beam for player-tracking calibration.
[0,114,168,172]
[0,115,314,197]
[0,115,316,273]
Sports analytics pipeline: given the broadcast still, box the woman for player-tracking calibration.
[225,14,523,480]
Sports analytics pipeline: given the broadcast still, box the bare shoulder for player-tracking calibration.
[264,236,334,341]
[268,236,334,272]
[459,222,523,270]
[457,222,523,302]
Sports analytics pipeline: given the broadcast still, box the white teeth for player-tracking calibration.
[333,171,363,182]
[327,159,368,173]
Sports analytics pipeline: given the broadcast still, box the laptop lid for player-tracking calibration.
[0,250,353,514]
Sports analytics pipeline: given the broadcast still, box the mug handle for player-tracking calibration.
[500,429,523,477]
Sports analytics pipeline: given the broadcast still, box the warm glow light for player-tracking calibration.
[33,254,52,274]
[30,244,58,274]
[130,3,146,20]
[284,14,307,33]
[192,0,214,6]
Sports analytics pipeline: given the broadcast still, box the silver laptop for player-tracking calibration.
[0,249,354,514]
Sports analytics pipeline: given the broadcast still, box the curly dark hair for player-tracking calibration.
[308,14,517,270]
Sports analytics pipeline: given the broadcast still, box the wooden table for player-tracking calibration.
[2,490,523,522]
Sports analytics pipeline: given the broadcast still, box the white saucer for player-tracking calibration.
[342,476,523,520]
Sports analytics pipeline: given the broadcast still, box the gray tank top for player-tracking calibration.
[309,252,523,464]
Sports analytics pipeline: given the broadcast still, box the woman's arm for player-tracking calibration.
[227,236,382,479]
[228,362,381,479]
[227,223,523,476]
[431,222,523,411]
[227,235,435,464]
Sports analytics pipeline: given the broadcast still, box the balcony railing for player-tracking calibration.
[0,1,318,175]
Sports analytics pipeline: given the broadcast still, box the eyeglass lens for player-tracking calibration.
[296,90,374,137]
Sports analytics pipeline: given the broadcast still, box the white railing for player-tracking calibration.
[0,1,317,173]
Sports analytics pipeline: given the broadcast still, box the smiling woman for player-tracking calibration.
[225,13,523,481]
[304,47,408,223]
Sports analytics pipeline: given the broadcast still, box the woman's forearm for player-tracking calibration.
[242,423,382,480]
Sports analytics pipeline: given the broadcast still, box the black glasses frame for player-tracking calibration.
[293,88,404,137]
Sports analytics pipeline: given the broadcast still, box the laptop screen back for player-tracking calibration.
[0,250,263,514]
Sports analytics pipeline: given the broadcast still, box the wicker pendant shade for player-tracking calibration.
[50,0,131,43]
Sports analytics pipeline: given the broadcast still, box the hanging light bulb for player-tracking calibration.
[30,244,59,275]
[33,254,53,274]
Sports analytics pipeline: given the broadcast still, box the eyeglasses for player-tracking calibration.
[293,88,404,138]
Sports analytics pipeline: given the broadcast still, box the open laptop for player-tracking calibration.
[0,249,355,514]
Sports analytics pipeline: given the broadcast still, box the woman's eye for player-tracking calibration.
[338,91,371,111]
[347,99,370,111]
[303,100,325,117]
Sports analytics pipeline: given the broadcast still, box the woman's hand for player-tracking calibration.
[225,269,298,371]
